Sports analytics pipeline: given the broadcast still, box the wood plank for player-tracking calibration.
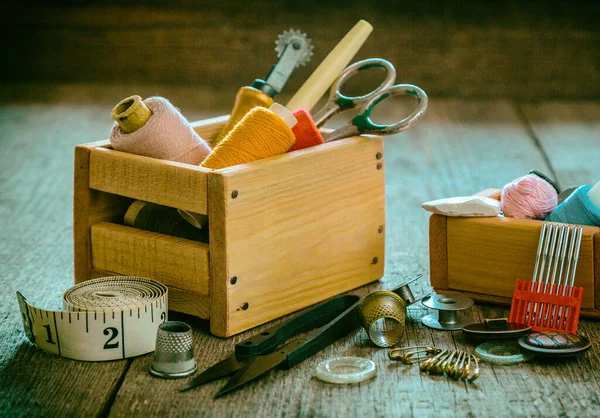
[110,99,600,417]
[5,93,600,417]
[206,172,230,337]
[446,217,597,308]
[2,2,599,98]
[0,104,132,416]
[190,115,228,148]
[428,214,448,289]
[89,147,211,215]
[213,136,385,336]
[90,222,210,296]
[520,101,600,188]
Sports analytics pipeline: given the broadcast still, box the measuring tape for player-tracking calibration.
[16,276,168,361]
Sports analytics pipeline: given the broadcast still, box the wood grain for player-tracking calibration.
[89,146,211,215]
[213,136,385,336]
[0,104,130,417]
[2,2,599,98]
[206,172,229,337]
[520,102,600,189]
[428,214,448,289]
[3,94,600,417]
[446,217,598,308]
[73,142,132,284]
[108,98,600,417]
[90,222,210,295]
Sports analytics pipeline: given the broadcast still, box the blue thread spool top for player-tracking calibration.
[546,185,600,227]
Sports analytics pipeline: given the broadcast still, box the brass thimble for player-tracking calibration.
[358,290,407,347]
[149,321,197,379]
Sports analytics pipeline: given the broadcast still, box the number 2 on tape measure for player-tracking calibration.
[16,277,168,362]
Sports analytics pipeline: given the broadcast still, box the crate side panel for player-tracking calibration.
[91,222,210,295]
[74,144,131,284]
[219,137,385,335]
[89,147,209,214]
[429,215,448,289]
[447,217,596,309]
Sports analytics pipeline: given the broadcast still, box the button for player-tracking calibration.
[518,331,591,357]
[314,357,377,384]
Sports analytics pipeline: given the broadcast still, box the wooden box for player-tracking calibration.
[73,116,385,337]
[429,191,600,319]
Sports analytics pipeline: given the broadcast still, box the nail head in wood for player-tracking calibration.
[372,257,378,264]
[378,226,384,233]
[230,276,238,285]
[376,152,383,160]
[242,302,249,310]
[231,190,239,199]
[376,163,383,170]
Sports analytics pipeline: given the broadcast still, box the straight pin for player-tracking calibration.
[526,223,547,321]
[534,224,558,326]
[563,226,583,328]
[541,225,566,327]
[549,225,572,327]
[530,224,554,322]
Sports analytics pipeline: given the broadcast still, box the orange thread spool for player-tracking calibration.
[201,105,296,170]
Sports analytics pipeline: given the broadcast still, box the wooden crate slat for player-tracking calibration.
[91,223,210,296]
[89,147,210,215]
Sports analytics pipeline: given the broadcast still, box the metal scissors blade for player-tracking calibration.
[215,340,305,398]
[180,294,360,393]
[313,58,396,127]
[179,354,245,392]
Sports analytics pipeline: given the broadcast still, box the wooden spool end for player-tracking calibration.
[111,95,151,133]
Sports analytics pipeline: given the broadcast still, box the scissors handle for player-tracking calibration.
[323,84,428,142]
[313,58,396,128]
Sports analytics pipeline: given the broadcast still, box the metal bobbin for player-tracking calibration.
[395,274,422,305]
[421,293,474,331]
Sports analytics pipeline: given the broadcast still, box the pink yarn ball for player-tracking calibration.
[501,174,558,219]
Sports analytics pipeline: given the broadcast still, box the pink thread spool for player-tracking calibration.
[501,173,558,219]
[110,96,211,164]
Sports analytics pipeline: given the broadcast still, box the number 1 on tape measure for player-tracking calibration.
[16,277,168,362]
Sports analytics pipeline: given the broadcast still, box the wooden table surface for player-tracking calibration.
[1,85,599,417]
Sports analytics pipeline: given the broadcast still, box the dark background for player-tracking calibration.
[1,0,598,102]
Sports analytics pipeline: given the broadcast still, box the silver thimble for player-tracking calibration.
[149,321,197,379]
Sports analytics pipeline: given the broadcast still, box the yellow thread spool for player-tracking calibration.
[201,104,296,170]
[212,86,274,148]
[111,95,152,133]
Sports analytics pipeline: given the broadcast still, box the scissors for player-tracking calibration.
[180,279,421,397]
[312,58,428,143]
[180,294,361,397]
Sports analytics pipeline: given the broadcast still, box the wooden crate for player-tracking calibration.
[429,190,600,319]
[74,116,385,337]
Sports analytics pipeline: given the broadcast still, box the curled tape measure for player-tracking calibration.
[16,276,168,361]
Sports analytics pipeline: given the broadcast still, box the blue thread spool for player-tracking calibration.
[546,185,600,226]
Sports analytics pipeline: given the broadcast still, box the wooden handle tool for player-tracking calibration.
[286,19,373,112]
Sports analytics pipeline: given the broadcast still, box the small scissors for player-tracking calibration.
[312,58,428,142]
[179,279,422,397]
